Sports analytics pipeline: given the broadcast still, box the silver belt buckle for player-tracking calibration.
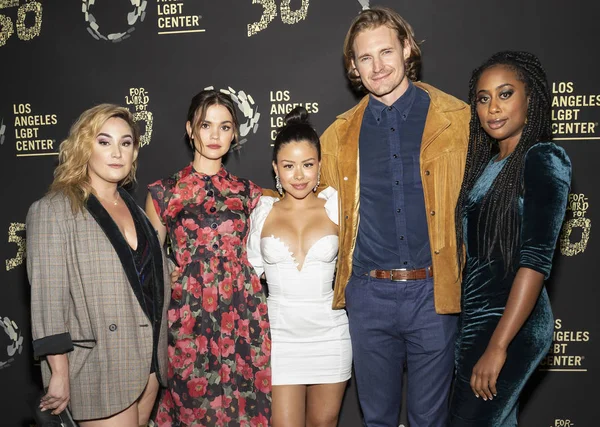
[390,268,408,282]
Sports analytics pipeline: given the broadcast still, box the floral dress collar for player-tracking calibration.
[181,163,229,184]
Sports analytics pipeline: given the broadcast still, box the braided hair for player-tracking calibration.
[455,51,553,274]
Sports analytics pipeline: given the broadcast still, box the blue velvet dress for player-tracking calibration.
[450,143,571,426]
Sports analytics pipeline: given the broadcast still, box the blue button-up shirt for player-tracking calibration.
[353,81,432,275]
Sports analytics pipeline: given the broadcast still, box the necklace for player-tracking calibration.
[97,192,120,206]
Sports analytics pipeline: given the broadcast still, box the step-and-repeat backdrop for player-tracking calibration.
[0,1,597,425]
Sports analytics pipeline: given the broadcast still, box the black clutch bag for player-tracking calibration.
[32,392,79,427]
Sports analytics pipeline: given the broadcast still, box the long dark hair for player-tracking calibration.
[455,51,552,273]
[186,89,240,149]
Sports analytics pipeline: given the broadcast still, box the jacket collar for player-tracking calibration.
[337,81,466,120]
[336,81,467,153]
[337,94,370,121]
[416,82,466,152]
[85,188,165,327]
[415,81,467,113]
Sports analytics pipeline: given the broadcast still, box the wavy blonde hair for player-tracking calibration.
[49,104,140,213]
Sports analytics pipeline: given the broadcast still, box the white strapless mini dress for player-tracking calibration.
[247,188,352,385]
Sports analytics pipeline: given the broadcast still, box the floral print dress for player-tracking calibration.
[149,164,271,427]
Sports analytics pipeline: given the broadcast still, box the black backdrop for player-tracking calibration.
[0,1,597,426]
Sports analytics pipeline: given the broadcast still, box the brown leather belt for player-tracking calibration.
[369,266,433,281]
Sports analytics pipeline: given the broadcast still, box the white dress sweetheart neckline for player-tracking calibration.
[261,234,339,272]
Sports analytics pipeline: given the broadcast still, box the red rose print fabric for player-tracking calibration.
[149,165,271,426]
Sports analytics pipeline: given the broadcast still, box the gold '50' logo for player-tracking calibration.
[0,0,42,47]
[248,0,309,37]
[6,222,25,271]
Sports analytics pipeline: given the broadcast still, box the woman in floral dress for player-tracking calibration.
[146,90,271,426]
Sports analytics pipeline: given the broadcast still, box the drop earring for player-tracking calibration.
[313,170,321,192]
[275,175,283,196]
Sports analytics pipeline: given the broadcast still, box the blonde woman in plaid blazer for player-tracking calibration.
[27,105,170,426]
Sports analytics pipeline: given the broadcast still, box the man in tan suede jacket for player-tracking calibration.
[319,7,469,427]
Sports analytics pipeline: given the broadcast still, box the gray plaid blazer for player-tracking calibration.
[27,190,170,420]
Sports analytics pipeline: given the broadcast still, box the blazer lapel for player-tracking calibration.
[338,97,368,196]
[85,191,146,318]
[121,190,166,343]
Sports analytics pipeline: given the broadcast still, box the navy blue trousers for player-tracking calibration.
[345,273,458,427]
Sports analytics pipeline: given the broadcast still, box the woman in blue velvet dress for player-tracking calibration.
[450,51,571,426]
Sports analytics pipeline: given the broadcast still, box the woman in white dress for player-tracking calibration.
[248,107,352,427]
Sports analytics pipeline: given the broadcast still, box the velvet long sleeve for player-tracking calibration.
[519,143,572,278]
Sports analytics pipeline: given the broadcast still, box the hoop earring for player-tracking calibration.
[275,175,283,196]
[313,170,321,192]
